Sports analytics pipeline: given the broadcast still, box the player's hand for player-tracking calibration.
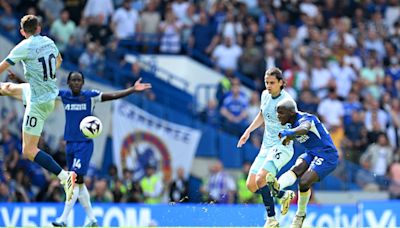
[133,78,152,91]
[278,129,295,138]
[7,70,17,81]
[237,131,250,148]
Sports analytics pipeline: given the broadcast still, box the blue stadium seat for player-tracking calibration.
[196,125,218,157]
[218,132,243,168]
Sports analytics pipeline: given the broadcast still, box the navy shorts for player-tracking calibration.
[299,150,339,181]
[66,140,94,176]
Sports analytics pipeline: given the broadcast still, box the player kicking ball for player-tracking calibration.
[0,15,76,203]
[3,71,151,227]
[267,99,339,228]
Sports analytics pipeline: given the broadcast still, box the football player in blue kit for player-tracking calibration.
[1,71,151,227]
[271,98,339,228]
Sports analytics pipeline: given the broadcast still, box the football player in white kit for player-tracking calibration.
[237,67,296,227]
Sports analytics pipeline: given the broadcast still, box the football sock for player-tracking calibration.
[278,170,297,190]
[297,189,311,216]
[79,184,96,222]
[58,185,80,223]
[257,185,275,217]
[34,150,63,176]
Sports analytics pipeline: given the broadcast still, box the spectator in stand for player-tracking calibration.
[310,56,333,99]
[50,9,76,53]
[169,167,189,203]
[43,178,64,202]
[329,57,358,100]
[0,1,19,40]
[201,160,236,204]
[78,42,104,76]
[317,87,344,130]
[188,11,217,57]
[212,36,242,71]
[364,98,389,134]
[219,11,243,45]
[220,81,248,136]
[159,11,183,54]
[171,0,190,23]
[91,178,114,202]
[360,133,393,189]
[140,164,163,204]
[199,99,220,127]
[296,89,318,115]
[342,110,368,163]
[111,0,140,40]
[360,57,385,100]
[388,152,400,199]
[238,36,263,80]
[86,14,112,46]
[139,0,161,46]
[83,0,114,25]
[37,0,64,24]
[0,180,15,202]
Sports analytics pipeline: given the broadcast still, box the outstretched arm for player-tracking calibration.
[101,78,152,102]
[237,111,264,148]
[279,121,311,145]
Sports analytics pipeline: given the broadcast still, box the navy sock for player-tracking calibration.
[34,150,62,175]
[257,185,275,217]
[277,190,285,198]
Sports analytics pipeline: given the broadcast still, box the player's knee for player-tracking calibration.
[22,146,38,160]
[255,173,266,188]
[299,178,311,191]
[246,180,258,193]
[76,175,84,184]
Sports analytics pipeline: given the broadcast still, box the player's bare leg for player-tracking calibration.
[0,82,24,100]
[290,170,318,228]
[257,168,279,227]
[23,132,76,201]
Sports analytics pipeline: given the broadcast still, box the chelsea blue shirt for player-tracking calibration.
[59,89,102,141]
[292,112,337,154]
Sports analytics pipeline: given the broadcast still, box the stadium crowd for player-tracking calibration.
[1,0,400,203]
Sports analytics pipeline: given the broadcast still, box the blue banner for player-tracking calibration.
[0,201,398,227]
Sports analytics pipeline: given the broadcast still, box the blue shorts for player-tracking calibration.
[66,140,94,176]
[299,150,338,181]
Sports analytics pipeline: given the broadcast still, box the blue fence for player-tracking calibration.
[1,201,398,227]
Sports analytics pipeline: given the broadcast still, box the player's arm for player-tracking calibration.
[101,78,152,102]
[0,60,11,75]
[237,111,264,148]
[279,121,311,145]
[56,53,62,69]
[7,70,26,83]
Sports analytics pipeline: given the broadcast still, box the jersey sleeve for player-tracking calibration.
[5,41,28,65]
[298,115,313,125]
[89,89,102,103]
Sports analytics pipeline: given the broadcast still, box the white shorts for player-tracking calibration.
[249,143,294,174]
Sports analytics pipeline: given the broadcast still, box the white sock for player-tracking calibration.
[297,189,311,216]
[58,185,80,223]
[57,170,68,182]
[79,184,96,222]
[278,170,297,190]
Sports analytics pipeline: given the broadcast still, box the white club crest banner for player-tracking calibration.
[112,100,201,180]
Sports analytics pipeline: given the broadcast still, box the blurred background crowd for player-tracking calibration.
[0,0,400,204]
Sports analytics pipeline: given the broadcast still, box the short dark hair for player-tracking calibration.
[20,15,39,34]
[265,67,285,89]
[67,71,85,83]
